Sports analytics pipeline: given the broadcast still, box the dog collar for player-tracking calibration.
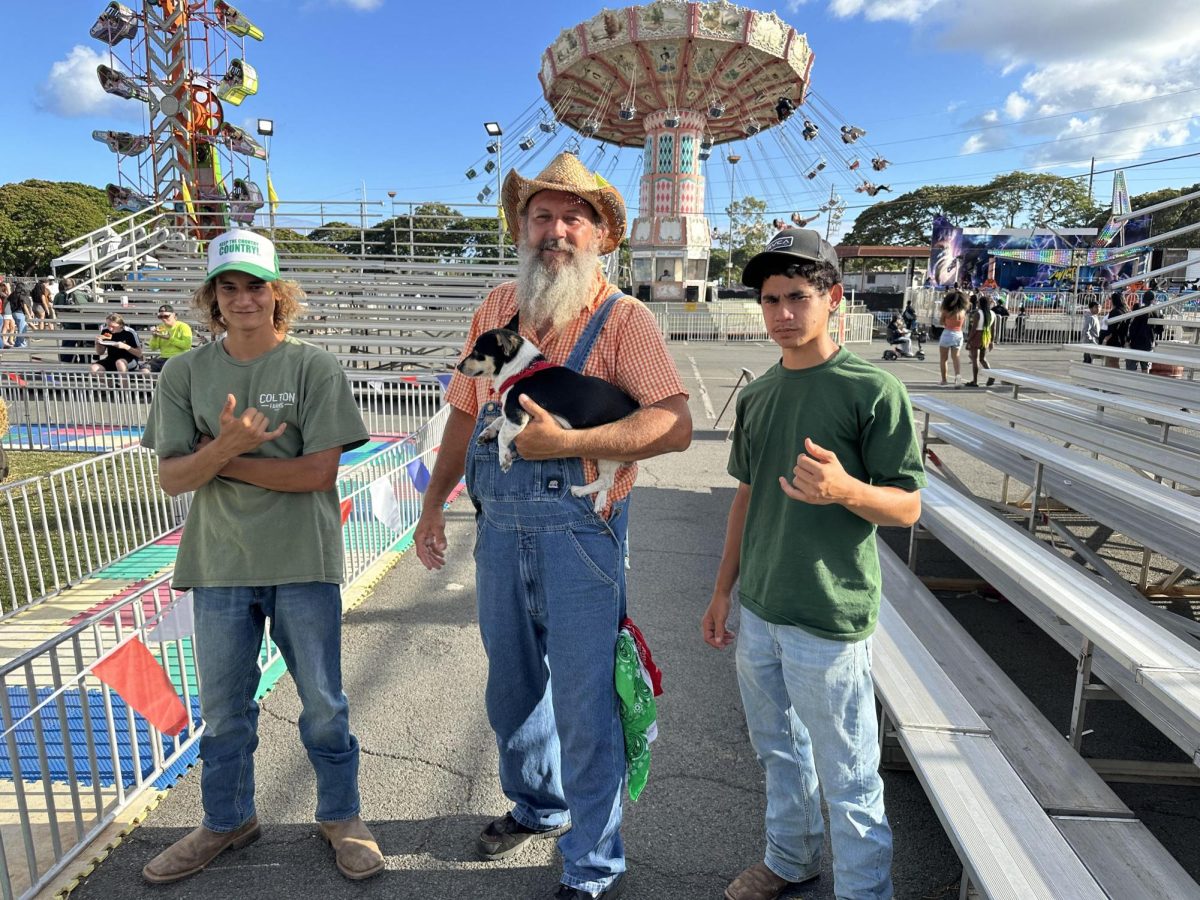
[498,360,556,396]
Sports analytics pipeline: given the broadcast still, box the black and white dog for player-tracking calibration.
[456,328,638,512]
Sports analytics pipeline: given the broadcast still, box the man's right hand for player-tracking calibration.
[215,393,286,456]
[702,591,736,649]
[414,506,448,570]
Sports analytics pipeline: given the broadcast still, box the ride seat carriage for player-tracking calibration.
[92,130,151,156]
[229,179,265,226]
[90,2,138,45]
[96,65,150,103]
[216,59,258,106]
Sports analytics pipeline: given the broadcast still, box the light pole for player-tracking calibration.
[485,122,503,257]
[726,154,741,287]
[256,118,274,234]
[387,190,397,257]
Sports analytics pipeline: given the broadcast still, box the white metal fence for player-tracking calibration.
[0,392,451,899]
[645,301,874,344]
[0,447,187,617]
[1,371,447,454]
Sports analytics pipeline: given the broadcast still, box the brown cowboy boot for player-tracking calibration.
[142,817,261,884]
[319,815,384,880]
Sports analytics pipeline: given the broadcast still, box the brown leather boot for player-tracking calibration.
[319,815,384,880]
[142,817,260,884]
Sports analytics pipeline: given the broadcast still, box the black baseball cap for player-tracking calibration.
[157,304,174,314]
[741,228,840,290]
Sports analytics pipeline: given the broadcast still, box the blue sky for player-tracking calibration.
[4,0,1199,239]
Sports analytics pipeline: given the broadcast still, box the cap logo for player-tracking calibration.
[217,237,262,256]
[765,235,794,252]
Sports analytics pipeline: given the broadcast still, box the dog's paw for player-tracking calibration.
[591,490,609,513]
[499,450,514,472]
[476,430,497,444]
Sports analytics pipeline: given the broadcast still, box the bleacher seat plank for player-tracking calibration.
[1051,816,1200,899]
[878,546,1200,897]
[1064,343,1200,370]
[901,730,1107,899]
[988,368,1200,432]
[917,477,1200,765]
[987,396,1200,489]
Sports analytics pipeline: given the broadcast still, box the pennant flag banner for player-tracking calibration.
[267,174,279,214]
[93,638,189,736]
[146,592,195,643]
[435,373,453,393]
[405,457,431,493]
[5,373,28,387]
[340,498,354,525]
[370,476,403,531]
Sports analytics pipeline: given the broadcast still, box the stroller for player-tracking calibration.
[882,322,927,361]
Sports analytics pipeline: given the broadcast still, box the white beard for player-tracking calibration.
[516,239,600,335]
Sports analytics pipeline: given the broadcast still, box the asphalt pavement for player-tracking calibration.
[69,339,1198,900]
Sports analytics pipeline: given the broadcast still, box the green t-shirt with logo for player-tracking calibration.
[727,348,926,640]
[142,335,368,590]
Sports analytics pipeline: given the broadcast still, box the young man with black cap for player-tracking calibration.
[140,229,382,884]
[702,229,925,900]
[147,303,193,372]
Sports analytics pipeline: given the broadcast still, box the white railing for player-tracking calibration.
[1,371,447,453]
[0,447,187,617]
[0,396,452,899]
[338,405,450,586]
[650,305,874,344]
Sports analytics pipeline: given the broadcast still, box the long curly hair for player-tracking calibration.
[192,277,305,335]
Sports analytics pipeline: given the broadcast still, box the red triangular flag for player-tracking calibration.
[93,637,189,736]
[5,373,27,387]
[340,498,354,525]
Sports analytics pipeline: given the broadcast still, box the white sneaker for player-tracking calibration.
[954,375,962,389]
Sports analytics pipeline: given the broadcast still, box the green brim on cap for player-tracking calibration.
[207,259,279,283]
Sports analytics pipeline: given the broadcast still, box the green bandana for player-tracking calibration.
[615,631,657,801]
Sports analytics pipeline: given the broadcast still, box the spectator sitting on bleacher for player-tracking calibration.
[147,304,193,372]
[90,312,143,373]
[703,228,925,900]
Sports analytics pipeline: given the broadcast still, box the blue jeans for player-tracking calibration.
[469,402,629,895]
[192,582,360,832]
[12,312,27,348]
[735,607,893,899]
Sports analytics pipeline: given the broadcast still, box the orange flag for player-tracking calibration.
[93,637,189,736]
[340,498,354,525]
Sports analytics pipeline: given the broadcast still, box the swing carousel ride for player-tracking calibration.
[88,0,269,238]
[463,0,894,300]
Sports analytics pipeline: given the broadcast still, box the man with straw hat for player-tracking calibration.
[415,153,691,898]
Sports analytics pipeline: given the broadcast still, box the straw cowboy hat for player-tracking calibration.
[502,152,626,256]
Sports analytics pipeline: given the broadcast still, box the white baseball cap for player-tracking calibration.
[206,228,279,282]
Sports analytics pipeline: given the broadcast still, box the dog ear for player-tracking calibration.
[498,329,522,356]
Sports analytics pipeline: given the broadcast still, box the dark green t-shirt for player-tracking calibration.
[727,348,926,640]
[142,336,369,589]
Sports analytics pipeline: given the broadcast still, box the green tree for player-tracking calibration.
[976,172,1098,229]
[0,180,112,274]
[307,220,363,256]
[270,227,344,258]
[843,184,982,245]
[1122,184,1200,249]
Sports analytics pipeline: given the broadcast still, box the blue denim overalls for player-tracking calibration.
[466,293,629,894]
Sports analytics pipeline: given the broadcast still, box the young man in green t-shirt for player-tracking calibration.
[702,229,925,900]
[140,229,382,885]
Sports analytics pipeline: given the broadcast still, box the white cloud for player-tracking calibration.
[830,0,1200,168]
[37,45,141,120]
[332,0,383,9]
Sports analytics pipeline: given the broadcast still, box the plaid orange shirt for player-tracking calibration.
[446,272,688,512]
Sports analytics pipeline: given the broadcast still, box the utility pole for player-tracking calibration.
[1087,156,1096,204]
[726,154,741,287]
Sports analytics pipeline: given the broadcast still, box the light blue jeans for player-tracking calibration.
[735,607,893,899]
[12,312,27,348]
[192,582,360,832]
[468,400,629,896]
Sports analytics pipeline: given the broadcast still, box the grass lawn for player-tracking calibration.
[2,450,95,485]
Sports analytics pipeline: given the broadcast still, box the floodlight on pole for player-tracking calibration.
[256,118,275,232]
[485,123,504,254]
[726,154,741,287]
[388,191,397,257]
